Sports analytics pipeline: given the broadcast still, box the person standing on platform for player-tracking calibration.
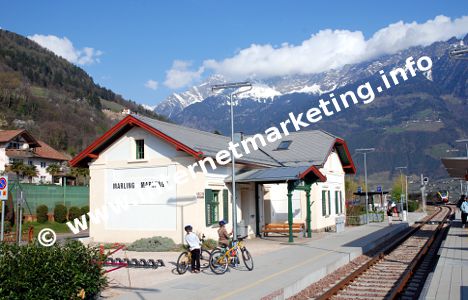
[460,197,468,228]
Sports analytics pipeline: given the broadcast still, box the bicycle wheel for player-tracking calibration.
[200,249,211,269]
[241,248,254,271]
[210,249,228,274]
[176,251,190,274]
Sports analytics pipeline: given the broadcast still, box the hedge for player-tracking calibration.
[68,206,82,221]
[0,240,107,299]
[36,204,49,223]
[54,204,68,223]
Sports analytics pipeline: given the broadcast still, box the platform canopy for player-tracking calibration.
[441,157,468,179]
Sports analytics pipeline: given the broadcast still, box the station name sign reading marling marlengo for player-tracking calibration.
[112,180,167,190]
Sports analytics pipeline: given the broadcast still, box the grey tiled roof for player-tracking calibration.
[225,166,310,183]
[259,130,338,167]
[132,114,338,169]
[132,114,279,166]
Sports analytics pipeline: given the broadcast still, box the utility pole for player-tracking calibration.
[421,174,428,213]
[396,166,408,221]
[212,82,252,239]
[356,148,375,224]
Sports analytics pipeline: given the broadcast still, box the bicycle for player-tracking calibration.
[209,236,254,274]
[176,234,211,274]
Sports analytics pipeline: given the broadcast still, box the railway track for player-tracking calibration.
[314,206,453,300]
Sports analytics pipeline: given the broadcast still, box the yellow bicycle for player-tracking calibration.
[209,236,254,274]
[176,234,211,274]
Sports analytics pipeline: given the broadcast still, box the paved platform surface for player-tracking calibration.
[110,213,425,300]
[422,212,468,300]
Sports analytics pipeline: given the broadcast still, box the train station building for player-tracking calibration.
[70,114,355,243]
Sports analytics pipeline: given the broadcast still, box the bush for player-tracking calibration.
[81,205,90,221]
[0,240,107,299]
[36,205,49,223]
[407,200,419,212]
[127,236,176,252]
[202,238,218,250]
[54,204,67,223]
[68,206,82,221]
[3,221,11,233]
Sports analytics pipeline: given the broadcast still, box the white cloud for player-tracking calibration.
[164,60,204,89]
[202,15,468,80]
[28,34,102,65]
[144,79,158,90]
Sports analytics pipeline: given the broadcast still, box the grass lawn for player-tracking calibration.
[13,221,72,237]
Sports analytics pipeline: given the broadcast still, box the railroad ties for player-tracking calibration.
[324,206,453,300]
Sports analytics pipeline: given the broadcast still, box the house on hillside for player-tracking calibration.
[70,114,355,244]
[0,130,69,184]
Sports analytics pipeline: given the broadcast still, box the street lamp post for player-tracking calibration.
[396,166,408,221]
[356,148,375,224]
[212,82,252,239]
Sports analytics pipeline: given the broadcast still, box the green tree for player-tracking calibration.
[69,167,89,186]
[391,177,404,202]
[22,165,38,183]
[46,163,61,182]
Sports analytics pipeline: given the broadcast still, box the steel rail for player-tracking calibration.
[316,206,452,300]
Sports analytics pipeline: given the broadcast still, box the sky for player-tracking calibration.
[0,1,467,108]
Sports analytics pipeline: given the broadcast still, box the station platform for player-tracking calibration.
[113,212,425,300]
[422,213,468,300]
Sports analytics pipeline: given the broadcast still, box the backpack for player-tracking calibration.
[457,198,464,208]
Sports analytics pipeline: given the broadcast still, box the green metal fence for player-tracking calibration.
[9,182,89,214]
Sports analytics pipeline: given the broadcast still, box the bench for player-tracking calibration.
[262,223,305,237]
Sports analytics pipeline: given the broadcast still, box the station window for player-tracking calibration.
[40,161,46,168]
[205,189,220,226]
[327,190,331,215]
[335,191,339,214]
[135,139,145,159]
[322,190,327,216]
[28,160,33,166]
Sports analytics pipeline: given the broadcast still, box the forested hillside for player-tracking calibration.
[0,29,165,155]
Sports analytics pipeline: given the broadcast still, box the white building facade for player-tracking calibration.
[71,114,355,244]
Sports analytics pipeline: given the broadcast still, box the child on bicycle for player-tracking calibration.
[184,225,201,273]
[218,220,232,248]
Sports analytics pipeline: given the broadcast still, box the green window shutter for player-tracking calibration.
[339,191,343,214]
[328,191,331,215]
[205,189,214,226]
[322,190,326,216]
[223,189,229,223]
[335,191,339,214]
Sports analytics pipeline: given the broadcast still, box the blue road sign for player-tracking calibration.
[357,186,362,193]
[377,185,382,193]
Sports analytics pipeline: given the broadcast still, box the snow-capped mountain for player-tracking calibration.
[155,74,226,117]
[153,36,467,180]
[155,41,437,116]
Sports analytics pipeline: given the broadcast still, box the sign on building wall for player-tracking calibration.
[104,166,177,230]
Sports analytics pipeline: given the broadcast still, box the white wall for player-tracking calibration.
[88,127,235,244]
[264,150,346,231]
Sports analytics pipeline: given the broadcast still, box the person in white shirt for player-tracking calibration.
[184,225,201,273]
[460,198,468,228]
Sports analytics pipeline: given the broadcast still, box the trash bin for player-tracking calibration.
[237,220,248,238]
[335,216,345,233]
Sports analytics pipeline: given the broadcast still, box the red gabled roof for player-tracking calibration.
[334,138,356,174]
[35,140,69,161]
[0,129,40,147]
[70,115,203,168]
[298,165,327,182]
